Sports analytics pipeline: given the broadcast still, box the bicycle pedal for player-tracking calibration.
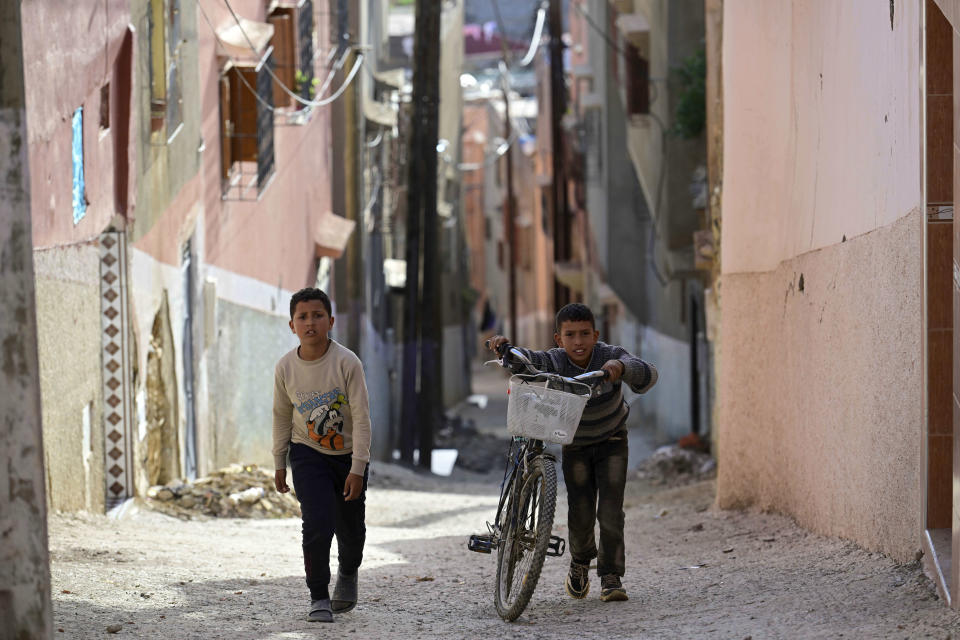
[468,534,495,554]
[546,535,566,557]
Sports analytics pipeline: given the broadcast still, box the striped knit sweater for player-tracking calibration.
[509,342,658,447]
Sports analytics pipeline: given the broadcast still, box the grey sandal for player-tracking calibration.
[308,598,333,622]
[331,571,358,613]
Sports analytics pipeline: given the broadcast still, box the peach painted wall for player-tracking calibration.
[718,0,924,560]
[722,1,921,274]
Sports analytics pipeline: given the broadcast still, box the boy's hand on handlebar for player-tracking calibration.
[486,335,510,355]
[601,359,626,383]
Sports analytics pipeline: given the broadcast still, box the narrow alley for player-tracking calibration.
[9,1,960,638]
[49,461,958,639]
[47,367,960,639]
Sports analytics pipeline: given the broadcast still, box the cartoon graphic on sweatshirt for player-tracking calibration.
[302,391,348,450]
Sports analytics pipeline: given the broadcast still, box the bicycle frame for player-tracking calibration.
[490,437,546,540]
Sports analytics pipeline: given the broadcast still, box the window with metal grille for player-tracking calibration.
[220,48,276,200]
[268,0,315,109]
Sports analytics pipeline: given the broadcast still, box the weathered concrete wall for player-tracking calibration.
[717,211,922,560]
[33,245,105,513]
[718,1,923,561]
[132,245,300,476]
[0,0,52,633]
[213,298,297,468]
[605,309,692,441]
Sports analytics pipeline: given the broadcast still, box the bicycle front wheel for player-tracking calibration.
[494,456,557,621]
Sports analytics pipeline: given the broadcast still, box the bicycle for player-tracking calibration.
[467,341,608,621]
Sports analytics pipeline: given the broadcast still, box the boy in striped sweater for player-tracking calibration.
[487,303,658,602]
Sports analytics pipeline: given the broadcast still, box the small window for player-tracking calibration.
[220,49,277,200]
[268,0,315,109]
[72,107,87,224]
[99,84,110,131]
[624,44,649,116]
[540,188,550,235]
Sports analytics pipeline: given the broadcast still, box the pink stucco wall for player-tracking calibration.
[718,1,924,560]
[22,0,135,247]
[133,0,333,292]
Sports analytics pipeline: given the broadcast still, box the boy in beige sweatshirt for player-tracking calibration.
[273,288,372,623]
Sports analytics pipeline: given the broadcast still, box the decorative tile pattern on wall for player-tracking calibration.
[100,231,133,509]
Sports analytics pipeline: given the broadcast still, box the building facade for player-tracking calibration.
[22,0,137,513]
[565,0,710,443]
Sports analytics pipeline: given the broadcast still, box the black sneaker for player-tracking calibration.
[599,575,628,602]
[564,561,590,599]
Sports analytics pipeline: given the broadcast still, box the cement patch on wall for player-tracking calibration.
[716,209,922,561]
[213,299,298,469]
[622,324,692,442]
[33,244,104,512]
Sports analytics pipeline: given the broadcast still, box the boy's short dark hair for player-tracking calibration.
[555,303,595,331]
[289,287,332,318]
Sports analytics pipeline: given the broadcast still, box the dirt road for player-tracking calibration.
[49,461,960,639]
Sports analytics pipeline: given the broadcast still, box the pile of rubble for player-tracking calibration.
[636,444,717,487]
[435,416,511,474]
[145,463,301,519]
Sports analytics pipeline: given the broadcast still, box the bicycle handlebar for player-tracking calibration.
[484,340,609,385]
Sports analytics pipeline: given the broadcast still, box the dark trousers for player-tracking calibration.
[289,443,368,601]
[561,433,628,577]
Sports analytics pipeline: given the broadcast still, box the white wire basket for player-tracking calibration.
[506,374,591,444]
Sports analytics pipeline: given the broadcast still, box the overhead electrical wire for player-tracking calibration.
[219,0,365,108]
[517,2,547,67]
[197,1,275,111]
[200,0,365,111]
[456,129,521,171]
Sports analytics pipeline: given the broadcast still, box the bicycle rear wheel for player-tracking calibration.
[494,456,557,621]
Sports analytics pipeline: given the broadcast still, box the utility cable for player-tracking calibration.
[197,1,275,111]
[572,0,626,57]
[366,130,384,149]
[456,129,521,171]
[518,2,547,67]
[214,0,366,109]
